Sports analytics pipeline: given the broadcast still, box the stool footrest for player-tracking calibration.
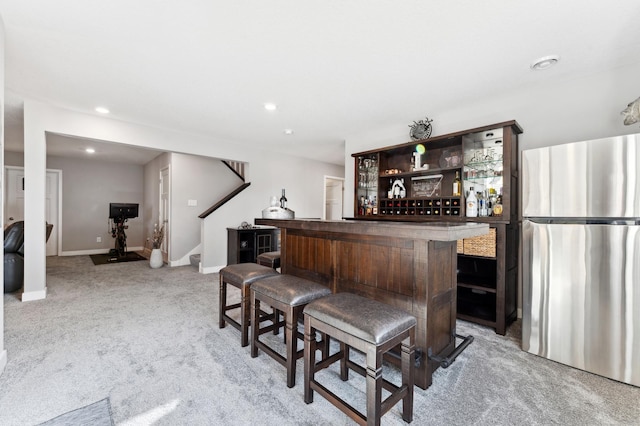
[257,321,284,336]
[222,310,276,333]
[225,302,241,311]
[308,381,366,425]
[345,359,404,394]
[313,350,345,372]
[254,340,293,367]
[221,314,241,332]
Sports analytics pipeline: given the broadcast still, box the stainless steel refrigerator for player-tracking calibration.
[522,133,640,387]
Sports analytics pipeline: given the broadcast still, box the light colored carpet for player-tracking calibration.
[1,255,638,425]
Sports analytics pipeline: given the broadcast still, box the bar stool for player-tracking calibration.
[303,293,416,426]
[219,263,279,347]
[250,274,331,387]
[256,251,281,270]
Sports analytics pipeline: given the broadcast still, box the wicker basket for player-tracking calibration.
[456,239,464,254]
[461,228,496,258]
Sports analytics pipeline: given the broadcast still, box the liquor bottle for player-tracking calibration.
[479,190,488,217]
[466,186,478,217]
[452,171,462,197]
[493,194,503,216]
[280,188,287,209]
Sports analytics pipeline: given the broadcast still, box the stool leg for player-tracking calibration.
[219,276,226,329]
[320,332,329,360]
[240,284,251,347]
[250,292,260,358]
[401,334,415,423]
[340,342,348,381]
[304,316,315,404]
[366,349,383,426]
[285,306,296,388]
[274,309,281,335]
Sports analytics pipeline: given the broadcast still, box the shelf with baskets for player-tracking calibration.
[351,120,522,335]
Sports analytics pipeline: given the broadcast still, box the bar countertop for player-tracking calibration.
[254,218,489,241]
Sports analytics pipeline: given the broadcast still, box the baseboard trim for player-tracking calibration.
[0,349,7,376]
[201,265,224,274]
[61,247,144,256]
[22,288,47,302]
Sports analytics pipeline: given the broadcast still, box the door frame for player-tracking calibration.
[159,165,170,262]
[322,175,345,220]
[4,166,63,256]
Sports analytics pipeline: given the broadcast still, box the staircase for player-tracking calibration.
[192,159,250,271]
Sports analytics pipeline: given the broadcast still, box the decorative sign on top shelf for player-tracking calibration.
[409,117,433,140]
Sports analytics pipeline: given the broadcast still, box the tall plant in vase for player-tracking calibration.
[149,223,165,268]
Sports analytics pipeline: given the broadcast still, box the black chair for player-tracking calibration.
[3,221,54,293]
[4,221,25,293]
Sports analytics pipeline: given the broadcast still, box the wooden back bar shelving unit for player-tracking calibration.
[351,121,522,335]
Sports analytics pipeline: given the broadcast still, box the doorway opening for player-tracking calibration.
[323,176,344,220]
[4,166,62,256]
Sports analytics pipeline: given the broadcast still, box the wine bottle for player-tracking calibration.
[280,189,287,209]
[453,171,462,197]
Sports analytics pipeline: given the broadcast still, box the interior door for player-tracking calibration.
[5,167,25,226]
[44,170,60,255]
[159,166,170,260]
[324,176,344,220]
[5,167,61,256]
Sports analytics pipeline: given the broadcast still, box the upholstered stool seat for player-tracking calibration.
[256,251,281,270]
[304,293,416,426]
[219,263,279,347]
[250,274,331,387]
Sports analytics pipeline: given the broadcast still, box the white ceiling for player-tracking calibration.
[46,133,163,165]
[2,0,640,165]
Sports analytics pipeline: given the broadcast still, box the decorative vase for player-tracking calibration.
[149,248,163,269]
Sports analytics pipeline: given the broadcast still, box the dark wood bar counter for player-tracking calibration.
[254,218,488,389]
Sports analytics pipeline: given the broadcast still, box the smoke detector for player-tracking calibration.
[530,55,560,70]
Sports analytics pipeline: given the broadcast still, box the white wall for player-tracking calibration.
[170,153,242,264]
[344,61,640,214]
[200,151,343,272]
[45,155,145,253]
[142,152,170,251]
[20,100,344,298]
[343,60,640,316]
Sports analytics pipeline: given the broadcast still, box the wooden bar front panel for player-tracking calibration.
[281,228,457,389]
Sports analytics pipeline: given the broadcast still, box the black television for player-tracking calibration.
[109,203,139,220]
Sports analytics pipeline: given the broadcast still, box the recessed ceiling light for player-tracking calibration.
[95,106,110,114]
[284,129,294,135]
[86,148,95,154]
[530,55,560,71]
[264,103,277,111]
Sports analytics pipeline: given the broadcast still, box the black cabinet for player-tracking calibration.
[456,223,518,335]
[227,226,279,265]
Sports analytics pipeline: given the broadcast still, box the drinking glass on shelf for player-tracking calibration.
[484,148,495,162]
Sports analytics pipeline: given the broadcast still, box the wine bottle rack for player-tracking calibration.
[378,197,461,216]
